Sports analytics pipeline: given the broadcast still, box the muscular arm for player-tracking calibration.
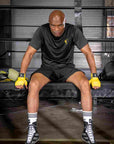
[81,44,97,74]
[20,45,37,74]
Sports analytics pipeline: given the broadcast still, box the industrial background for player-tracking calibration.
[0,0,114,144]
[0,0,114,69]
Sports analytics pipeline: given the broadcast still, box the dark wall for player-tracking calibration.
[0,10,11,68]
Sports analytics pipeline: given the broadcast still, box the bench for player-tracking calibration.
[0,68,114,108]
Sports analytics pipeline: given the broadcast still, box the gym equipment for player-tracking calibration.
[89,73,101,88]
[15,74,28,88]
[8,68,19,81]
[0,68,19,81]
[99,61,114,81]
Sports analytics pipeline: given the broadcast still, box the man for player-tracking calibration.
[15,10,101,144]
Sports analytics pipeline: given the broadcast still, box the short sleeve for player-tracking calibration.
[29,26,42,50]
[73,26,88,49]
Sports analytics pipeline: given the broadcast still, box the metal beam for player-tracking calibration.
[0,5,114,9]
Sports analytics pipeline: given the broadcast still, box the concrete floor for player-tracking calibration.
[0,100,114,144]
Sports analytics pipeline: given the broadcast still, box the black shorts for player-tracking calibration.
[31,65,84,82]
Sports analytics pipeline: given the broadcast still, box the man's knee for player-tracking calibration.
[29,78,41,91]
[29,73,50,92]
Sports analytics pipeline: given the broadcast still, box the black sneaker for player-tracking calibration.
[25,122,39,144]
[82,120,96,144]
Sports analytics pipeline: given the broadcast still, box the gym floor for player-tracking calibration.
[0,100,114,144]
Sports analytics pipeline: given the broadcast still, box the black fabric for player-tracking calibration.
[92,73,97,77]
[31,65,84,82]
[99,61,114,81]
[29,23,88,68]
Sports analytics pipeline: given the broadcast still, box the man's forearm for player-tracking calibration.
[20,52,33,74]
[85,52,97,74]
[81,44,97,74]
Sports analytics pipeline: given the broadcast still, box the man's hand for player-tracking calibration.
[15,73,28,89]
[89,73,101,89]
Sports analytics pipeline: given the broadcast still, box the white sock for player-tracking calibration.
[28,112,37,125]
[83,111,92,123]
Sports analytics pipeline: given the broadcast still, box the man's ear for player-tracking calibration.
[63,17,66,27]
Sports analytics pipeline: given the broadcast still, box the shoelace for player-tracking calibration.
[27,125,36,143]
[87,124,95,142]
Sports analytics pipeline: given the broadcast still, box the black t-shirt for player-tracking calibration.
[29,23,88,68]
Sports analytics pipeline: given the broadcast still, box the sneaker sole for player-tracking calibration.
[82,136,96,144]
[25,137,39,144]
[82,135,91,144]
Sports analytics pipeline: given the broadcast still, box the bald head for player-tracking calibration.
[49,10,66,37]
[49,10,65,22]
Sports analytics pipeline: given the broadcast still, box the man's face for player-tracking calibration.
[49,15,65,37]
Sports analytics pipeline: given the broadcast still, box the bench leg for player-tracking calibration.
[93,97,97,106]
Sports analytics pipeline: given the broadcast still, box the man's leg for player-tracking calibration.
[66,71,95,144]
[26,73,51,144]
